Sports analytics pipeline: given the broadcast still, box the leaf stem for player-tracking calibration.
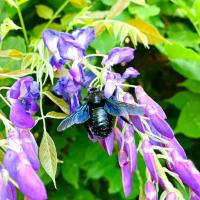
[41,0,70,34]
[16,3,29,47]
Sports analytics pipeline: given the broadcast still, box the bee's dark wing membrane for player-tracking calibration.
[104,98,144,116]
[57,104,90,131]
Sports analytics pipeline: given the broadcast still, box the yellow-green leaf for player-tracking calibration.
[0,69,32,79]
[35,5,54,20]
[106,0,130,19]
[70,0,89,8]
[0,49,23,59]
[128,19,166,44]
[4,0,17,7]
[46,111,66,119]
[39,132,57,187]
[130,0,146,5]
[43,91,69,114]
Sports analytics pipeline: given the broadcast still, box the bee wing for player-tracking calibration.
[104,98,144,116]
[57,104,90,131]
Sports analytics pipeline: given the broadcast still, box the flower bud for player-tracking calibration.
[145,181,157,200]
[165,192,177,200]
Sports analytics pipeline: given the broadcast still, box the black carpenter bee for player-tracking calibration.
[57,88,143,138]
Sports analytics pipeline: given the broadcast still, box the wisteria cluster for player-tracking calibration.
[1,27,200,200]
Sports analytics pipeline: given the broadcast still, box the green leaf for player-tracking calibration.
[164,43,200,62]
[167,91,200,109]
[0,69,32,80]
[39,132,57,187]
[35,4,54,20]
[175,101,200,138]
[61,157,79,189]
[171,59,200,81]
[106,0,130,19]
[101,0,117,6]
[128,19,166,44]
[90,31,117,54]
[128,4,160,19]
[4,0,17,7]
[0,49,23,59]
[180,79,200,94]
[46,111,66,119]
[130,0,146,5]
[43,91,69,114]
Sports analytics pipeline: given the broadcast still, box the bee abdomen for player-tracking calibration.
[89,107,113,138]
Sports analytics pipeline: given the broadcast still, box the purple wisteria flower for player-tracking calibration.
[4,129,47,200]
[7,76,40,129]
[43,27,95,70]
[0,166,16,200]
[145,181,157,200]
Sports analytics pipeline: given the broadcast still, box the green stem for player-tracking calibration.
[16,4,29,47]
[39,80,47,133]
[41,0,69,34]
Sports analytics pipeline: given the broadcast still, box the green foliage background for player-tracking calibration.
[0,0,200,199]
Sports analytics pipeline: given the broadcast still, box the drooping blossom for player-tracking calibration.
[7,76,40,129]
[4,129,47,200]
[0,166,17,200]
[145,181,157,200]
[43,28,95,70]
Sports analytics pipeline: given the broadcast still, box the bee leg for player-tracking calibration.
[120,116,131,124]
[85,124,94,139]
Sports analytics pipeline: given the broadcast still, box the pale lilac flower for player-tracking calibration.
[43,28,95,70]
[7,77,40,129]
[165,192,177,200]
[52,76,81,113]
[0,167,17,200]
[118,150,132,197]
[141,139,158,182]
[145,181,157,200]
[102,47,134,66]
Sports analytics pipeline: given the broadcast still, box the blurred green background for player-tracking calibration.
[0,0,200,199]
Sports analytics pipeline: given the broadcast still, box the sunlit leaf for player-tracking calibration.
[43,91,69,114]
[4,0,17,8]
[180,79,200,94]
[130,0,145,5]
[106,0,130,19]
[0,69,32,79]
[35,4,54,20]
[70,0,89,8]
[175,101,200,138]
[0,18,21,40]
[46,111,66,119]
[92,19,149,47]
[128,19,166,44]
[0,49,23,59]
[39,132,57,187]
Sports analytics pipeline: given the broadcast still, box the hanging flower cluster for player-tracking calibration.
[1,77,47,199]
[1,26,200,200]
[42,27,200,199]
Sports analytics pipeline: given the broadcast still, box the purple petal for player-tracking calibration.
[104,131,114,156]
[7,182,17,200]
[190,190,200,200]
[147,106,174,139]
[42,29,60,53]
[130,115,146,133]
[4,150,19,180]
[16,162,47,200]
[82,71,95,88]
[29,82,40,100]
[58,36,85,60]
[135,86,167,119]
[166,137,187,159]
[166,192,177,200]
[104,80,116,98]
[50,54,66,70]
[122,67,140,79]
[20,130,40,171]
[10,101,35,129]
[102,47,134,66]
[141,140,158,182]
[170,150,200,196]
[113,127,122,147]
[145,181,157,200]
[69,62,85,83]
[72,27,95,49]
[118,151,132,197]
[124,127,137,172]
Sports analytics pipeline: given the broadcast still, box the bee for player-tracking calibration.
[57,88,143,138]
